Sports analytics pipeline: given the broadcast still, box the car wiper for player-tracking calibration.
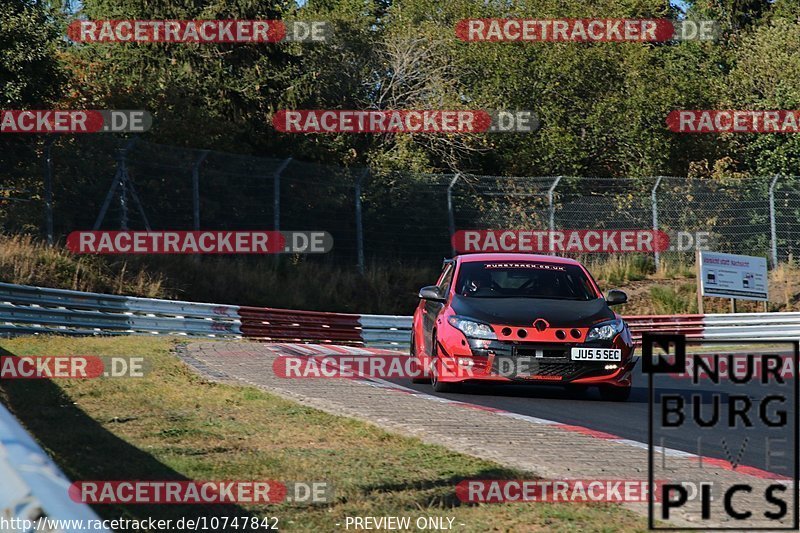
[494,295,588,300]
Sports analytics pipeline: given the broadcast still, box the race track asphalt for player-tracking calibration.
[390,347,797,478]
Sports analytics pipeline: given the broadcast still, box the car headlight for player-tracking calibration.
[586,318,625,342]
[448,316,497,340]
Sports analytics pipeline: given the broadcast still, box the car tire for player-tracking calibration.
[409,337,430,384]
[599,385,631,402]
[431,369,459,393]
[430,335,459,393]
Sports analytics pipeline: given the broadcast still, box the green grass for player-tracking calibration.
[0,336,647,532]
[583,255,653,286]
[649,284,698,315]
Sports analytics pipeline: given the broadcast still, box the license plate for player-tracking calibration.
[570,347,621,361]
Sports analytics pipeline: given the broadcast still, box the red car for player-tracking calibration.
[411,253,635,401]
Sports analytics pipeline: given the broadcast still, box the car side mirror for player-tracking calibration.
[606,289,628,306]
[418,285,446,302]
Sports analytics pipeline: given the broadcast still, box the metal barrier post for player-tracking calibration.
[769,174,780,268]
[652,176,664,270]
[447,173,461,256]
[547,176,562,254]
[192,150,209,230]
[355,168,367,274]
[43,137,55,246]
[119,150,129,230]
[93,137,143,230]
[273,158,292,234]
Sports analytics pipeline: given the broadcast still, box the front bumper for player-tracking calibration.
[436,336,636,386]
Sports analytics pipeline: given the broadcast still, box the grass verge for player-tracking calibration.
[0,336,647,532]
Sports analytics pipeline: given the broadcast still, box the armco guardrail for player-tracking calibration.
[1,281,798,347]
[0,403,111,533]
[703,312,800,341]
[359,315,413,347]
[238,306,362,343]
[0,282,241,338]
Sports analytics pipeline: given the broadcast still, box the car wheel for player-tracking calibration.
[430,336,459,393]
[599,385,631,402]
[431,363,459,393]
[410,336,430,384]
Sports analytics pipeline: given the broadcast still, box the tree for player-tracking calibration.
[0,0,68,233]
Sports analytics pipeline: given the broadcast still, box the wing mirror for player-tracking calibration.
[606,289,628,306]
[418,285,446,302]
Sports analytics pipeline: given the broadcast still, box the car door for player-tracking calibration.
[422,261,455,356]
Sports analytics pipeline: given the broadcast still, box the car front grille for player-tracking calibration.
[491,358,581,379]
[531,362,580,377]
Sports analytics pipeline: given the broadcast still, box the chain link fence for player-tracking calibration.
[3,136,800,270]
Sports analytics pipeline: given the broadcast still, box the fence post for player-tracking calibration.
[43,136,55,246]
[355,168,368,274]
[94,137,139,230]
[769,174,780,268]
[273,158,292,234]
[547,176,562,254]
[117,149,129,230]
[652,176,664,270]
[192,150,209,230]
[447,173,461,256]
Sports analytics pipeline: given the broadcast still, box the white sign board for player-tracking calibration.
[699,251,768,301]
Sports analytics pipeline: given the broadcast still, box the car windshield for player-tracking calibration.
[455,261,597,300]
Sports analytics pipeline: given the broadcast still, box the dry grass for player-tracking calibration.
[0,234,167,297]
[770,263,800,311]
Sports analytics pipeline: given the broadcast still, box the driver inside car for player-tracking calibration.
[462,269,493,296]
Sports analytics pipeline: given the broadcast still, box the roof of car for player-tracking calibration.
[456,253,583,266]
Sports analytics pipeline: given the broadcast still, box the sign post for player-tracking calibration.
[695,248,704,314]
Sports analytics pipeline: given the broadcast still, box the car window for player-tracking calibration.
[454,261,597,300]
[436,263,455,296]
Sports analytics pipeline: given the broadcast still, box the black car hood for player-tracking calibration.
[450,295,615,328]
